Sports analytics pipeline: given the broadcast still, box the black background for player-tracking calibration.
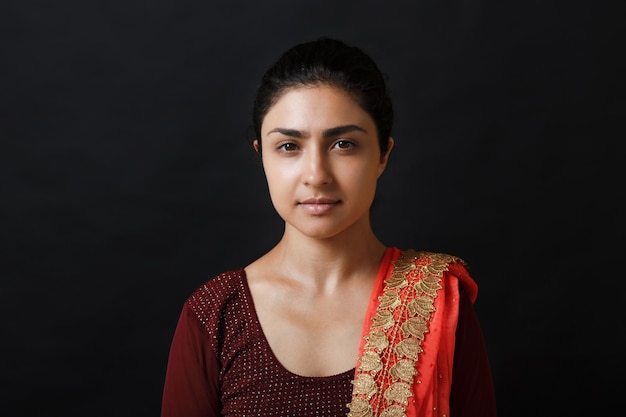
[2,1,625,416]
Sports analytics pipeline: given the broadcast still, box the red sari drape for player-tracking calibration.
[348,248,478,417]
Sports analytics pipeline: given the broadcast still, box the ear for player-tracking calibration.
[377,137,394,177]
[253,139,260,153]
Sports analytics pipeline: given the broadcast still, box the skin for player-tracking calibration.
[245,85,394,377]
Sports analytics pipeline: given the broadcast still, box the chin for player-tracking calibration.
[292,219,357,241]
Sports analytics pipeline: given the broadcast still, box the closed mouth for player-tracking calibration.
[299,197,340,205]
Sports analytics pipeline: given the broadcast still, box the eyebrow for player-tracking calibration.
[266,124,368,139]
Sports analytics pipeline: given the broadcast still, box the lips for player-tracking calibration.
[300,197,340,204]
[298,197,341,215]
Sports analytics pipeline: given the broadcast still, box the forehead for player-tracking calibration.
[262,85,374,134]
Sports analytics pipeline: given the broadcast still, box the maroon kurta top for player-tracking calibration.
[161,267,496,417]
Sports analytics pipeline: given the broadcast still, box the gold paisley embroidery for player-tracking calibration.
[401,317,428,339]
[414,275,442,296]
[393,256,417,269]
[371,309,395,330]
[347,397,373,417]
[358,350,383,374]
[390,359,418,382]
[364,329,389,351]
[383,382,413,405]
[423,260,449,275]
[348,250,462,417]
[385,271,408,289]
[407,296,436,319]
[353,373,378,399]
[380,405,407,417]
[424,253,461,272]
[395,337,423,361]
[378,290,402,310]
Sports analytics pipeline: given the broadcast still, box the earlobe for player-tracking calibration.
[378,137,394,176]
[385,137,394,159]
[253,139,260,153]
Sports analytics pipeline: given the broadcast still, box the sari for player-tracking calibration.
[348,247,478,417]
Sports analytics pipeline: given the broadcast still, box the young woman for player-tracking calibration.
[161,37,497,417]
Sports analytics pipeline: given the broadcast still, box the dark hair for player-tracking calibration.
[252,37,393,154]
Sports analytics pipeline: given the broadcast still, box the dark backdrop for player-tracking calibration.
[2,1,624,416]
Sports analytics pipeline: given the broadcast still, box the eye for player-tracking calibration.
[277,142,299,152]
[333,140,355,150]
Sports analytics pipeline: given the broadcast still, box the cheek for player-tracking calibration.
[346,164,382,203]
[263,158,296,183]
[262,159,297,201]
[342,160,380,185]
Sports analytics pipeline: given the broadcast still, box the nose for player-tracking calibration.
[303,148,332,187]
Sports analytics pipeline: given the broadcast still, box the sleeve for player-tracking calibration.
[160,303,221,417]
[449,284,498,417]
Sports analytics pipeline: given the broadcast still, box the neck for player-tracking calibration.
[267,221,387,293]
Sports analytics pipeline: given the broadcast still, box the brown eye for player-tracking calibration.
[278,142,299,152]
[334,140,355,150]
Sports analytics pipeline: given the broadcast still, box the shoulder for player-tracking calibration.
[397,249,477,302]
[397,249,466,271]
[185,268,248,324]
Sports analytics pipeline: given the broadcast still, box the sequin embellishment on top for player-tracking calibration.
[187,269,355,416]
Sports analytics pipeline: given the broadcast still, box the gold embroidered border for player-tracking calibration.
[347,250,462,417]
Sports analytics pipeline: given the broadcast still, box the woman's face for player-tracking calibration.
[257,85,393,240]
